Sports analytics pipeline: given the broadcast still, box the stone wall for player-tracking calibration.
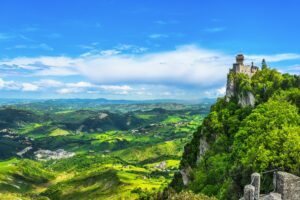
[240,171,300,200]
[233,63,258,78]
[275,172,300,200]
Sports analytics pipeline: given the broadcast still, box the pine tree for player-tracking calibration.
[262,58,268,70]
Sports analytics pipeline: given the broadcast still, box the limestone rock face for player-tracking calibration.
[238,92,255,107]
[196,138,209,165]
[225,78,235,102]
[244,184,255,200]
[225,76,256,107]
[180,165,193,186]
[260,193,282,200]
[276,172,300,200]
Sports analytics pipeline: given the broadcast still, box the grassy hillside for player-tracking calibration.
[0,102,211,199]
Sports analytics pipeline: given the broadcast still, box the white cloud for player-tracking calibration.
[35,67,78,76]
[100,49,121,56]
[115,44,148,53]
[0,79,5,89]
[279,64,300,75]
[57,88,81,94]
[99,85,132,91]
[217,86,226,96]
[66,81,94,88]
[22,83,39,91]
[0,77,135,96]
[1,45,300,92]
[203,86,226,98]
[76,45,231,86]
[246,54,300,63]
[57,83,133,95]
[148,34,169,39]
[98,85,133,94]
[36,79,64,88]
[0,78,20,90]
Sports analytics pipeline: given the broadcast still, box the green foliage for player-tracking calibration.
[42,169,121,200]
[233,99,300,173]
[15,159,55,184]
[167,190,217,200]
[0,102,211,199]
[261,59,268,70]
[251,68,284,103]
[171,67,300,199]
[132,187,158,200]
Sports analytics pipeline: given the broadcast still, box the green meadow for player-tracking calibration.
[0,102,210,199]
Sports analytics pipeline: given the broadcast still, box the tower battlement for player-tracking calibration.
[231,54,259,77]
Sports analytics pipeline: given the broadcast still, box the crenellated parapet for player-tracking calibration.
[240,171,300,200]
[232,54,259,78]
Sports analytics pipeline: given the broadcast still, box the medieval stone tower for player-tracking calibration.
[225,54,260,107]
[232,54,259,77]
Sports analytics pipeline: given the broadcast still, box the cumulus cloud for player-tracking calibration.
[246,54,300,63]
[279,64,300,75]
[0,77,134,96]
[148,34,169,39]
[36,79,64,88]
[99,85,132,91]
[66,81,94,88]
[115,44,148,53]
[204,86,226,98]
[57,87,81,94]
[0,78,20,90]
[0,45,234,87]
[22,83,39,91]
[57,82,133,95]
[100,49,121,56]
[217,86,226,96]
[76,45,233,87]
[1,44,300,98]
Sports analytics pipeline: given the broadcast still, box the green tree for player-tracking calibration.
[262,59,268,70]
[233,99,300,173]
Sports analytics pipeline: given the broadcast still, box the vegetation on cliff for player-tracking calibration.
[169,66,300,199]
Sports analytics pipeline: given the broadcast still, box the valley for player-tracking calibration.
[0,101,212,199]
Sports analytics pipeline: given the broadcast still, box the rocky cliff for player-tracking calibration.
[168,56,300,200]
[225,70,256,107]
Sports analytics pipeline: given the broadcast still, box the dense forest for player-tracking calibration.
[168,63,300,199]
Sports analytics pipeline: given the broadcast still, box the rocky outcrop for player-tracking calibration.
[225,54,258,107]
[196,138,209,164]
[180,165,193,186]
[238,91,255,107]
[275,172,300,200]
[225,77,235,102]
[225,76,255,107]
[261,193,282,200]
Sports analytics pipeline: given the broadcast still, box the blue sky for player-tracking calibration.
[0,0,299,99]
